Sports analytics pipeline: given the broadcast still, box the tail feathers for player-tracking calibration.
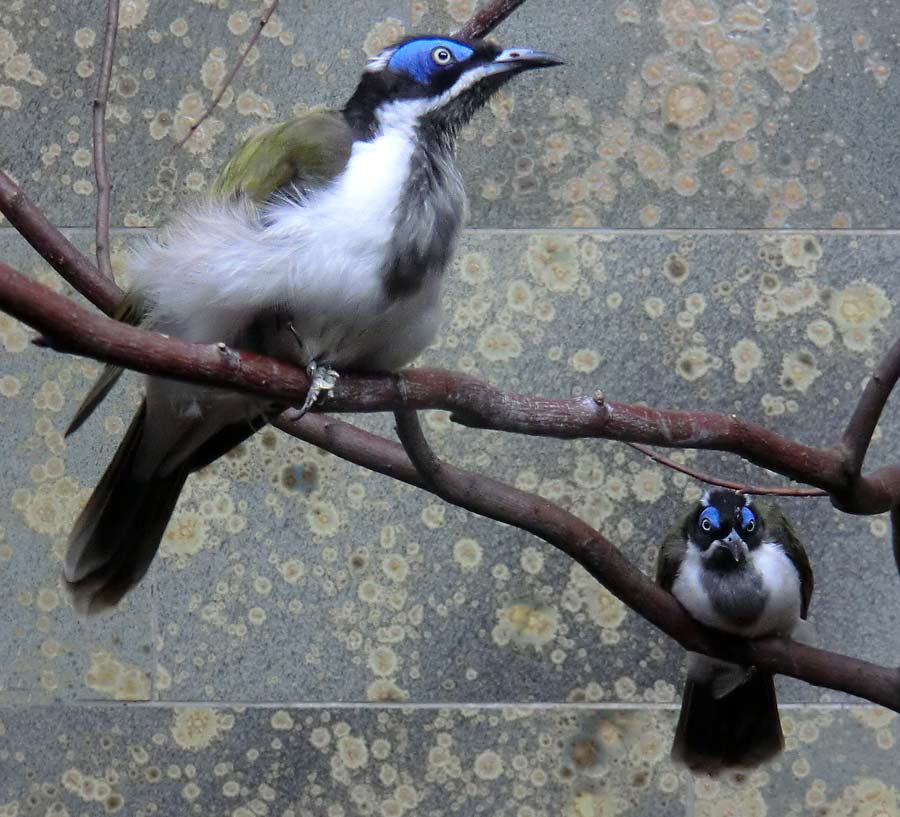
[672,671,783,774]
[64,402,188,614]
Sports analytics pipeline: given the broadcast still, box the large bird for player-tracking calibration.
[64,35,561,613]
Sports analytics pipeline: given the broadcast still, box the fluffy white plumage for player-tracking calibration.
[127,102,460,478]
[134,105,442,368]
[672,539,803,639]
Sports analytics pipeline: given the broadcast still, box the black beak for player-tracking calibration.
[492,47,564,72]
[721,533,746,563]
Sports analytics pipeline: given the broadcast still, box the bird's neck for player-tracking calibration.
[342,103,465,299]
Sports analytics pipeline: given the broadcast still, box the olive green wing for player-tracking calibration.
[213,110,354,205]
[66,292,148,437]
[657,511,692,591]
[759,502,814,618]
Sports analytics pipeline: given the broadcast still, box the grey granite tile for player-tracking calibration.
[1,0,408,228]
[415,0,900,228]
[0,704,686,817]
[692,707,900,815]
[11,0,900,230]
[0,231,154,704]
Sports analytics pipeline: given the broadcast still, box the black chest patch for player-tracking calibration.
[701,565,769,627]
[382,141,465,299]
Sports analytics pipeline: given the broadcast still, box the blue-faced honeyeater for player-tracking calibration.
[64,36,561,612]
[657,489,814,773]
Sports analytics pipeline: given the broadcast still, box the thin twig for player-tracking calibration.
[454,0,532,39]
[92,0,118,281]
[626,442,828,497]
[174,0,280,150]
[0,171,121,314]
[276,410,900,711]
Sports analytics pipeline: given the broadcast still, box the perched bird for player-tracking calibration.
[657,489,813,773]
[63,35,561,613]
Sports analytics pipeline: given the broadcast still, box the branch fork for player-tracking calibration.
[1,0,899,711]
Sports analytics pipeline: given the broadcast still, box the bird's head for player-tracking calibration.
[344,35,562,141]
[688,489,764,571]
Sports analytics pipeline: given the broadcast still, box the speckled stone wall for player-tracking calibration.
[1,1,899,815]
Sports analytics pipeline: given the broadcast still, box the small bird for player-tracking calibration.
[657,489,813,773]
[63,35,561,613]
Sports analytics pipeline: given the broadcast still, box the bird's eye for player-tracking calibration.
[432,46,454,66]
[740,507,757,533]
[699,507,720,533]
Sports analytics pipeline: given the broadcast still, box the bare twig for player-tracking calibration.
[276,410,900,710]
[0,171,122,314]
[174,0,280,150]
[92,0,118,281]
[454,0,532,39]
[626,442,828,497]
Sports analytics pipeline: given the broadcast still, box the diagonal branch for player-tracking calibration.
[453,0,533,39]
[92,0,119,281]
[278,410,900,710]
[841,334,900,477]
[0,171,122,314]
[174,0,280,150]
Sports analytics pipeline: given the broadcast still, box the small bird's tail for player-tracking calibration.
[671,671,783,774]
[63,402,189,614]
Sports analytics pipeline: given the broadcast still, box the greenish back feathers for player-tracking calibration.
[212,111,354,204]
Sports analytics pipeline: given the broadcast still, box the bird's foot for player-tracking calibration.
[295,360,339,418]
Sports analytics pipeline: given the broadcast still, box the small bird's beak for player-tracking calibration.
[718,530,747,563]
[492,47,564,73]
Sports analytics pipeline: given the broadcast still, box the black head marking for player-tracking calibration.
[343,35,559,141]
[689,489,765,555]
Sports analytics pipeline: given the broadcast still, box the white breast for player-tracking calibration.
[748,541,803,637]
[132,110,445,369]
[671,541,803,639]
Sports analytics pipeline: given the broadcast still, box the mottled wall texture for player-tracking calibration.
[1,0,900,814]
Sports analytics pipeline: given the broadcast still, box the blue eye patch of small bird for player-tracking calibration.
[699,506,721,533]
[387,38,475,84]
[740,506,757,533]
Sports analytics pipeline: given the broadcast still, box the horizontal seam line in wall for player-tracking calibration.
[5,227,900,236]
[0,701,872,711]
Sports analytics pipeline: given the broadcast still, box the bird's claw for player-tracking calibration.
[295,360,339,418]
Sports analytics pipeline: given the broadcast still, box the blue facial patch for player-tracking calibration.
[699,506,721,531]
[740,506,756,530]
[387,38,475,84]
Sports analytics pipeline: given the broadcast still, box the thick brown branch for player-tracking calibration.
[626,442,828,497]
[4,260,900,516]
[175,0,280,150]
[841,335,900,476]
[0,171,122,314]
[454,0,532,39]
[92,0,118,281]
[279,410,900,710]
